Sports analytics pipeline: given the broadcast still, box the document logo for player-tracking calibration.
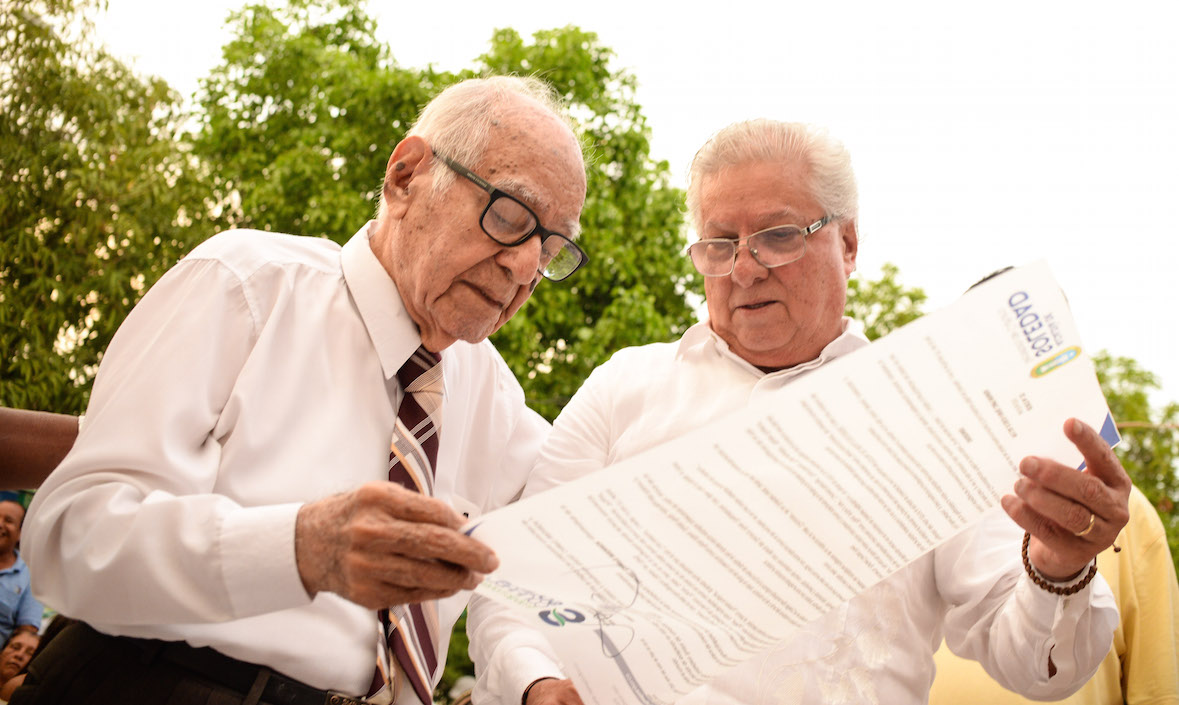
[538,608,586,627]
[1032,346,1080,378]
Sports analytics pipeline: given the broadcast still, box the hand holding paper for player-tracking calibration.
[1003,418,1132,580]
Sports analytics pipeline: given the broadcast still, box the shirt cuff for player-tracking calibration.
[1013,569,1114,685]
[220,502,308,617]
[479,646,566,705]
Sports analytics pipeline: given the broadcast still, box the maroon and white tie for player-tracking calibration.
[374,345,443,704]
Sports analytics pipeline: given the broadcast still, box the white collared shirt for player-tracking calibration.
[469,319,1116,705]
[24,224,549,696]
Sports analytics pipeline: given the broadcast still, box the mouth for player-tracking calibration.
[735,300,775,311]
[461,282,512,310]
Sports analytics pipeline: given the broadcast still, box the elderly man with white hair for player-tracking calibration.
[468,119,1128,705]
[17,75,589,705]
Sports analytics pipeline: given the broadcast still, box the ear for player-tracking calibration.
[381,135,431,219]
[839,218,859,277]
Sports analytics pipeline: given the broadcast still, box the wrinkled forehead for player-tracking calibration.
[481,118,586,237]
[699,161,817,232]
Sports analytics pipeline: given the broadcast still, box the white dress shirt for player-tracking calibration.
[468,319,1117,705]
[24,224,549,696]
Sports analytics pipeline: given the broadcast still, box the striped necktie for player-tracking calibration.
[375,345,444,704]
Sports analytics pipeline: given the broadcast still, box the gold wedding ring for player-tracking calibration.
[1074,512,1096,537]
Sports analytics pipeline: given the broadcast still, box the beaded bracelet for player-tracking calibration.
[1021,532,1098,596]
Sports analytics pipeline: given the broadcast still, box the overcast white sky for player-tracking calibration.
[93,0,1178,406]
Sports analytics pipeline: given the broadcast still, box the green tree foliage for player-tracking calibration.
[0,0,215,414]
[194,0,443,238]
[439,611,474,702]
[1093,352,1179,567]
[845,262,927,342]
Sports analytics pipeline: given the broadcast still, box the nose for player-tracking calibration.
[729,241,768,288]
[494,235,545,285]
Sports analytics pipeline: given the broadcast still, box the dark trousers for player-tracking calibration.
[10,622,364,705]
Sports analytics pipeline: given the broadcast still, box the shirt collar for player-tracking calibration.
[678,316,870,380]
[341,221,423,380]
[0,552,26,575]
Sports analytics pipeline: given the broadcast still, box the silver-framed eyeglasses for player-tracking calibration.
[687,216,833,277]
[433,151,588,282]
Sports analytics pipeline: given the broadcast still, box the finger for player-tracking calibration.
[1001,494,1067,543]
[1000,495,1100,578]
[1012,474,1100,536]
[343,551,482,600]
[357,482,466,529]
[1018,455,1123,521]
[374,555,481,592]
[383,520,499,573]
[1064,418,1130,490]
[346,514,498,574]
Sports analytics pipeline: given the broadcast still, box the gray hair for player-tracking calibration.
[685,119,859,234]
[408,75,579,194]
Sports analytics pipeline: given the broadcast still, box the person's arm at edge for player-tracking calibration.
[1122,485,1179,703]
[0,408,79,490]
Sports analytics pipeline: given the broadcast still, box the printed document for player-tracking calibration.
[468,262,1115,705]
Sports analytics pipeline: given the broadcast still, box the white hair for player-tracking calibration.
[408,75,579,194]
[686,119,859,234]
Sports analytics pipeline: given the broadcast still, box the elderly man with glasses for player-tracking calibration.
[17,75,587,705]
[467,119,1127,705]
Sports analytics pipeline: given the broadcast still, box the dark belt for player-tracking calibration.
[129,630,368,705]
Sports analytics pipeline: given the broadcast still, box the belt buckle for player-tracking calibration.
[326,693,369,705]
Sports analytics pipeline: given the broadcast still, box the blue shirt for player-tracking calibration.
[0,553,43,642]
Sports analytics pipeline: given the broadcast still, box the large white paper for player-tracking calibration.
[468,262,1116,705]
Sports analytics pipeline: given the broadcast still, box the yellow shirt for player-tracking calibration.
[930,486,1179,704]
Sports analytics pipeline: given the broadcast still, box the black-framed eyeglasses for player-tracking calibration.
[433,151,588,282]
[686,216,833,277]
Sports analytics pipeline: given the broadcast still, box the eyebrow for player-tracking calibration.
[704,209,806,237]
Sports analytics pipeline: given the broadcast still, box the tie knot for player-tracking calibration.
[398,345,442,395]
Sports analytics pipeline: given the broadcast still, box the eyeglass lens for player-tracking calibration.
[483,196,535,241]
[482,195,582,280]
[690,226,807,275]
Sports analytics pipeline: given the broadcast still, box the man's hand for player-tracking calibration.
[525,678,584,705]
[1001,418,1131,580]
[294,482,498,608]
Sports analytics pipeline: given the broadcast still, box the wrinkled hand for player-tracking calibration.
[526,679,584,705]
[295,482,498,608]
[1001,418,1131,580]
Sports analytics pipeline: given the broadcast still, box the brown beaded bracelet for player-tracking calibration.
[1021,532,1098,596]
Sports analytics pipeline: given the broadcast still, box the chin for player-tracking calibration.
[448,319,502,345]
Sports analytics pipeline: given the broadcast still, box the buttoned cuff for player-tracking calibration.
[476,646,565,705]
[1013,569,1114,686]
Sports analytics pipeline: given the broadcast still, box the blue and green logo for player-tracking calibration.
[538,608,586,627]
[1032,346,1080,378]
